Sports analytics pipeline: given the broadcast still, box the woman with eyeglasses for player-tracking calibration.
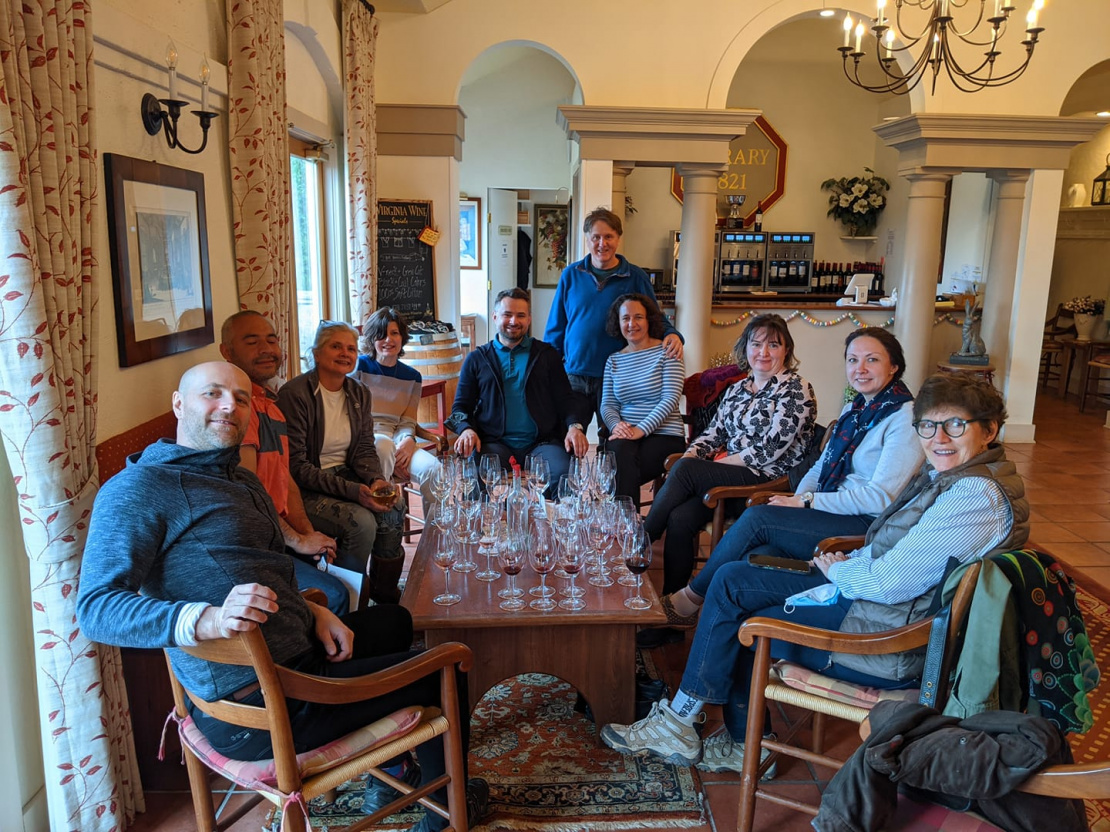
[602,374,1029,777]
[278,321,406,604]
[655,328,923,637]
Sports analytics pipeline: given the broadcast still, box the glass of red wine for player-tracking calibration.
[498,532,527,612]
[624,526,653,610]
[528,522,558,611]
[558,527,587,611]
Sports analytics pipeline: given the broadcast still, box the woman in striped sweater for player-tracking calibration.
[601,294,686,507]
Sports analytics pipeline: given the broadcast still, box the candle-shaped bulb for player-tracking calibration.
[994,0,1001,16]
[877,0,886,26]
[855,21,864,52]
[933,32,941,60]
[843,12,853,47]
[166,40,178,101]
[1032,0,1044,9]
[884,27,895,57]
[1026,6,1037,26]
[200,55,211,112]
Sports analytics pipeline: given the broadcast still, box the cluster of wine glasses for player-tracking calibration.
[422,450,652,612]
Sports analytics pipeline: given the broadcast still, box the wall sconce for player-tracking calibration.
[141,43,218,155]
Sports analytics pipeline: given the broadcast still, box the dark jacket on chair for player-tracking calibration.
[813,700,1087,832]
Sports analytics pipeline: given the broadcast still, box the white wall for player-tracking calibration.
[941,173,994,291]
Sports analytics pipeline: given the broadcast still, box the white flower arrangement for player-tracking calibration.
[821,168,890,236]
[1063,295,1106,316]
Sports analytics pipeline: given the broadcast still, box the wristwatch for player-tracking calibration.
[802,491,814,509]
[569,423,584,432]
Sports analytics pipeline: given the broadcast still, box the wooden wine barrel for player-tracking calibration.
[406,332,463,431]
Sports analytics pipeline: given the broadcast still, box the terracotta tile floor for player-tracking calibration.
[128,390,1110,832]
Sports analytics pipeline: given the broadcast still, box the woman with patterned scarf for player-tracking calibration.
[657,327,923,633]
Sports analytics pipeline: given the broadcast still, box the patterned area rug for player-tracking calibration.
[469,669,703,831]
[1067,585,1110,832]
[297,653,703,830]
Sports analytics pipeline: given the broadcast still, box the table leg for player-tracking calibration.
[1059,342,1076,397]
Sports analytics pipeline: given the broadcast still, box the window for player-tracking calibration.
[289,138,329,373]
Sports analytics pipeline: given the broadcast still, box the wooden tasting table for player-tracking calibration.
[401,532,666,728]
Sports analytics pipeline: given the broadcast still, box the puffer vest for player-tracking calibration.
[831,444,1029,681]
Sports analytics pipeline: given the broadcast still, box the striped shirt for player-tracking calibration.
[601,345,685,438]
[828,475,1012,604]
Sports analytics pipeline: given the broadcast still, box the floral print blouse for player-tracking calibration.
[687,371,816,478]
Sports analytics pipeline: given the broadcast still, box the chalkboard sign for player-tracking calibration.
[376,199,436,319]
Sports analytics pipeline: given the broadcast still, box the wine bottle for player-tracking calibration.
[754,202,764,232]
[506,464,528,536]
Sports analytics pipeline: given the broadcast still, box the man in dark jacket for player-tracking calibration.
[448,288,589,494]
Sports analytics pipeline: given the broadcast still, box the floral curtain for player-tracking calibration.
[227,0,298,367]
[0,1,142,830]
[343,0,379,328]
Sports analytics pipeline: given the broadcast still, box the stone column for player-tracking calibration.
[612,162,635,253]
[980,171,1031,385]
[675,164,724,374]
[894,171,952,391]
[574,159,614,261]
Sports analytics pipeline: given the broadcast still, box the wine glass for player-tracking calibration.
[556,475,575,504]
[527,455,551,501]
[432,527,461,606]
[452,491,479,573]
[475,496,501,582]
[458,457,479,500]
[568,456,589,495]
[594,451,616,500]
[425,465,452,524]
[558,527,586,611]
[616,513,643,587]
[624,526,654,610]
[479,453,501,489]
[587,501,615,588]
[528,522,558,611]
[498,532,527,611]
[495,527,524,601]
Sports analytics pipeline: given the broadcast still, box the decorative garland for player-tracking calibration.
[708,310,969,329]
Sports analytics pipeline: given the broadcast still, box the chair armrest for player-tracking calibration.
[738,615,932,654]
[703,475,789,509]
[816,535,866,556]
[746,490,791,507]
[663,453,683,473]
[414,424,448,455]
[277,641,473,705]
[301,588,329,607]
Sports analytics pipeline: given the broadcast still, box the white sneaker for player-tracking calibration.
[696,731,777,780]
[600,698,703,766]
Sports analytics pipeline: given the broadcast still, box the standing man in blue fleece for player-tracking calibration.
[544,207,684,446]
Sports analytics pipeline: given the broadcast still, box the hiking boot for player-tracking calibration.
[660,594,700,629]
[600,698,703,766]
[696,731,777,780]
[408,777,489,832]
[361,753,421,814]
[636,626,685,649]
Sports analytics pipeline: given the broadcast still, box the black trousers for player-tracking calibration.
[189,605,469,786]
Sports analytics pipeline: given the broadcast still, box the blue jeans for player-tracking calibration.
[680,561,912,740]
[688,504,874,598]
[643,457,771,593]
[292,555,350,615]
[300,465,404,574]
[475,440,570,499]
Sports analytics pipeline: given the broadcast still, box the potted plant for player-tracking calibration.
[821,168,890,237]
[1063,295,1107,341]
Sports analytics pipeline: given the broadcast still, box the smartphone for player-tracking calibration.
[749,554,814,574]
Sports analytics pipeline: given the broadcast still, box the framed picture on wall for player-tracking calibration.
[103,153,214,367]
[533,203,569,288]
[460,197,482,269]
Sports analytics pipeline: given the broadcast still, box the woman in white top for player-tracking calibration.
[601,293,686,507]
[278,322,405,603]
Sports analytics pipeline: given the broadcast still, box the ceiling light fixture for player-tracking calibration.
[837,0,1045,95]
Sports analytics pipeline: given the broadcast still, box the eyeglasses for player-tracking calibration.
[912,417,978,439]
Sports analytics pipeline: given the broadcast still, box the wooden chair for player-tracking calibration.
[399,424,449,541]
[734,541,982,830]
[1041,303,1076,390]
[1078,351,1110,413]
[165,629,472,832]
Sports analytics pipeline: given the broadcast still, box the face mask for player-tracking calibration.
[783,582,841,614]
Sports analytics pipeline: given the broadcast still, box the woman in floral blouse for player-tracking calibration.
[643,313,816,609]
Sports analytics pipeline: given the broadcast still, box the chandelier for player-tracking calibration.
[837,0,1045,95]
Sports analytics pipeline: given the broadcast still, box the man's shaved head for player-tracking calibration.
[173,362,253,450]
